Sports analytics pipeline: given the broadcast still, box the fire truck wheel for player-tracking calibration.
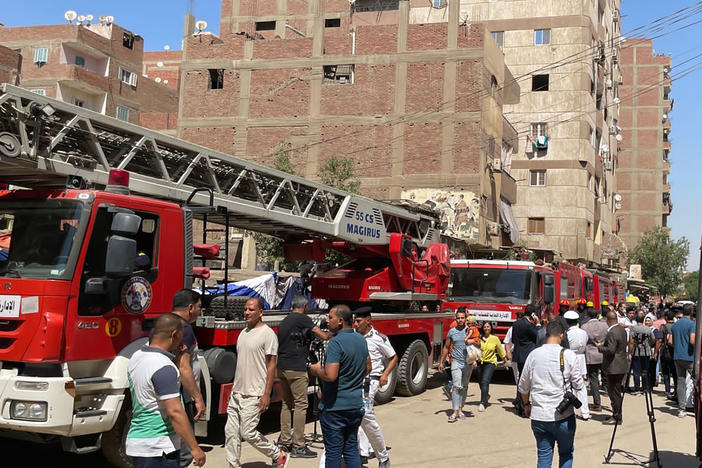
[373,366,398,405]
[396,340,428,397]
[101,395,135,468]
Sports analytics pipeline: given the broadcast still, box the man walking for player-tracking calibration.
[564,310,590,421]
[309,305,370,468]
[438,309,475,422]
[354,307,397,468]
[671,304,696,418]
[519,321,584,468]
[597,311,629,425]
[277,295,331,458]
[582,308,608,411]
[224,298,288,468]
[127,314,206,468]
[168,290,207,468]
[512,304,539,416]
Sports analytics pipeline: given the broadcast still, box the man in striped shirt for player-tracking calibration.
[127,313,206,468]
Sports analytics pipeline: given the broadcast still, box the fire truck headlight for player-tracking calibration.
[10,401,47,421]
[15,381,49,391]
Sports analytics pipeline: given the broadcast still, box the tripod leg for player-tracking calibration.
[605,360,634,463]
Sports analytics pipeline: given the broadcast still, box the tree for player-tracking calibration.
[319,156,361,194]
[629,226,689,299]
[683,271,699,301]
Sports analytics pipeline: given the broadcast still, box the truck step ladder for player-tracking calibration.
[0,84,440,247]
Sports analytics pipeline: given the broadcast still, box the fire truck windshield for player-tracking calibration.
[449,268,533,304]
[0,199,85,280]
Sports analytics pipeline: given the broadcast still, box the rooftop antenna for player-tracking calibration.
[195,20,207,33]
[64,10,77,23]
[188,0,195,15]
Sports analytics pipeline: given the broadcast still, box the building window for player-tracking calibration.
[528,217,545,234]
[208,69,224,89]
[532,74,549,91]
[123,33,134,49]
[491,31,504,50]
[118,68,138,87]
[33,47,49,64]
[535,29,551,45]
[255,21,276,31]
[325,18,341,28]
[117,106,130,122]
[323,64,354,84]
[531,123,548,138]
[490,76,498,98]
[72,98,85,108]
[75,55,85,67]
[353,0,399,12]
[530,170,546,186]
[586,221,593,239]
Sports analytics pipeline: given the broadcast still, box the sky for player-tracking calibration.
[1,1,700,269]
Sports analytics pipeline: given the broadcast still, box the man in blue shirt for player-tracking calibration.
[670,304,696,418]
[309,305,370,468]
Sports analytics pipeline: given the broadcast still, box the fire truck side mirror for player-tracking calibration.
[111,212,141,236]
[544,286,554,305]
[105,235,137,277]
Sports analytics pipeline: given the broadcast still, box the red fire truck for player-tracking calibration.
[0,85,456,466]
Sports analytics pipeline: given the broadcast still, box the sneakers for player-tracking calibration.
[591,405,602,412]
[378,459,391,468]
[277,443,291,454]
[447,414,457,423]
[458,412,467,420]
[478,403,486,412]
[290,446,317,458]
[678,410,687,418]
[275,451,289,468]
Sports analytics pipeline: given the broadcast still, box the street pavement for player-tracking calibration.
[1,371,697,467]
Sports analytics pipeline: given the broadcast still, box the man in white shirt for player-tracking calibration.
[224,298,288,468]
[519,321,584,468]
[564,311,590,421]
[354,308,397,468]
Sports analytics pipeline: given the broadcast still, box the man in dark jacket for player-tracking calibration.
[597,311,629,424]
[511,304,539,416]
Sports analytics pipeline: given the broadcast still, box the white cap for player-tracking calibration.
[564,310,579,321]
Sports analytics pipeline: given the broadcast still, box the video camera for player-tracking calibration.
[292,315,328,366]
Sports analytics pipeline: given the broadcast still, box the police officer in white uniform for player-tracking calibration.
[354,307,397,468]
[564,310,590,421]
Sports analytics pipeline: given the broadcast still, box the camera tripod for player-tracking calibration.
[604,342,661,467]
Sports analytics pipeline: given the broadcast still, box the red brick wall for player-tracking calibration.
[321,64,395,116]
[181,127,236,154]
[249,68,310,118]
[181,69,240,118]
[406,63,444,113]
[0,45,21,84]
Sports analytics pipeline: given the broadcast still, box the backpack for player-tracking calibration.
[660,324,673,360]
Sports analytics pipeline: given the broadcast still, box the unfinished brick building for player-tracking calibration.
[0,45,21,85]
[0,22,178,132]
[178,0,521,248]
[143,49,182,91]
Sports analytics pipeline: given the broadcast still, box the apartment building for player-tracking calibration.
[0,22,178,132]
[617,39,672,249]
[0,45,21,85]
[177,0,523,249]
[461,0,624,265]
[143,49,182,91]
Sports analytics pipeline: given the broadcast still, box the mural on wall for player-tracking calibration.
[402,188,481,240]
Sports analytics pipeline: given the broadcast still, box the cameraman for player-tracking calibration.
[277,295,332,458]
[628,312,655,395]
[518,321,584,468]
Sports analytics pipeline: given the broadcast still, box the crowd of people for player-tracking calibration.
[124,291,395,468]
[438,298,697,468]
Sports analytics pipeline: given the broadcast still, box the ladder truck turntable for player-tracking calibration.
[0,85,455,465]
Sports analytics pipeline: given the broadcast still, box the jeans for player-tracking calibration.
[319,408,364,468]
[586,364,601,407]
[675,360,694,411]
[131,451,180,468]
[531,415,576,468]
[661,357,677,395]
[450,362,473,411]
[478,362,496,405]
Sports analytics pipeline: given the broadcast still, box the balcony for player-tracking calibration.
[500,170,517,205]
[55,64,109,93]
[663,193,672,214]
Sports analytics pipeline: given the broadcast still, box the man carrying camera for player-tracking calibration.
[277,295,332,458]
[354,307,397,468]
[628,312,655,395]
[518,321,584,468]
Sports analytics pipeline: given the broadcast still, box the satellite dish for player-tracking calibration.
[614,194,622,202]
[65,10,78,22]
[99,15,107,23]
[195,20,208,32]
[106,15,114,24]
[164,45,171,51]
[155,77,162,83]
[86,14,94,22]
[157,61,164,67]
[77,15,86,24]
[163,79,169,84]
[615,134,623,142]
[613,97,621,104]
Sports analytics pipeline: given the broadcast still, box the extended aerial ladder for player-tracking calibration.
[0,84,449,304]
